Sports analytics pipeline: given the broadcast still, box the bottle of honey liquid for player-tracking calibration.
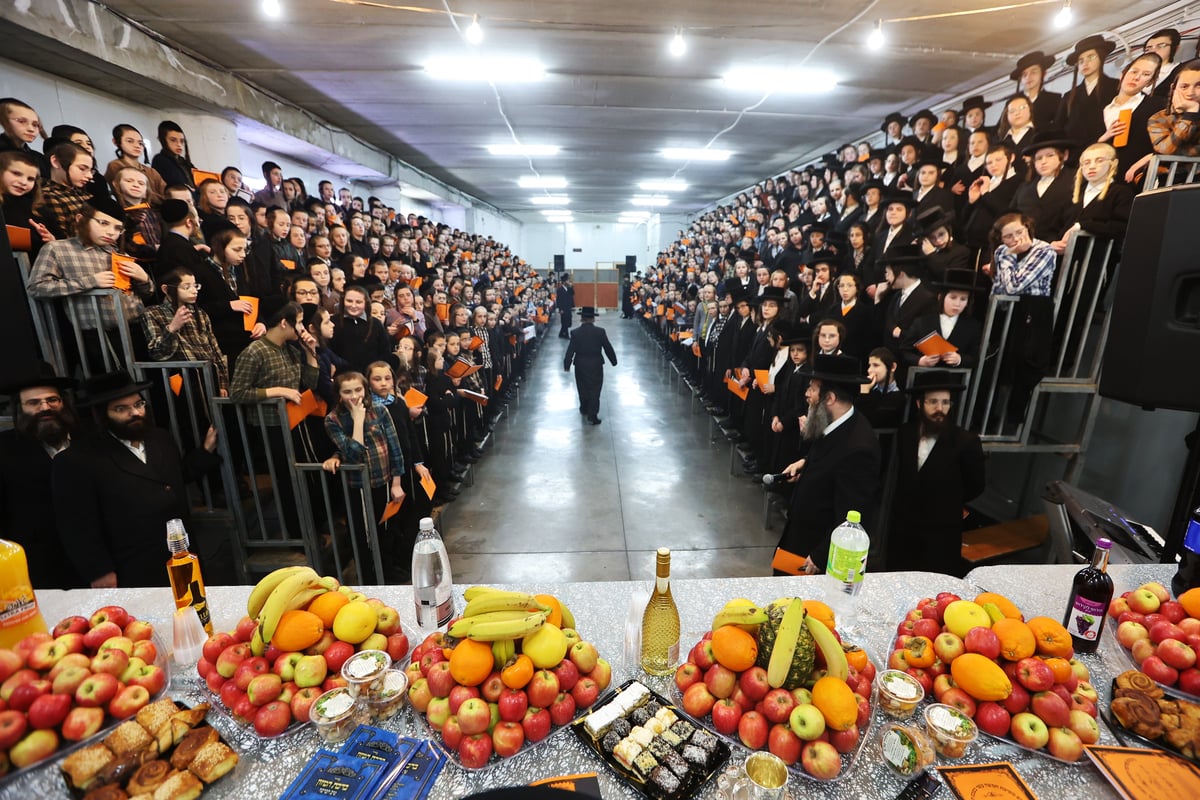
[0,538,48,649]
[166,519,212,635]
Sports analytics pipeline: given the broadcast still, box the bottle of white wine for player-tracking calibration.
[640,547,681,675]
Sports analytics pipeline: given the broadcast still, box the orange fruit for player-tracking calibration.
[974,592,1024,621]
[1044,657,1073,684]
[811,676,858,732]
[951,653,1013,702]
[307,591,350,628]
[271,610,324,652]
[1180,587,1200,620]
[904,636,936,668]
[845,646,869,672]
[803,600,837,632]
[711,625,759,672]
[501,654,534,690]
[448,639,495,687]
[992,618,1036,661]
[1026,617,1074,659]
[533,594,563,628]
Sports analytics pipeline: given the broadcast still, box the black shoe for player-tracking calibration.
[588,416,602,425]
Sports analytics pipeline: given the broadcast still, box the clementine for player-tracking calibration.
[448,638,495,687]
[307,591,350,628]
[973,591,1024,621]
[711,625,758,672]
[1026,616,1074,659]
[271,610,325,652]
[802,600,837,632]
[992,618,1036,661]
[533,594,563,628]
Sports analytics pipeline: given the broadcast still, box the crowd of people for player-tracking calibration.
[628,29,1199,577]
[1,106,558,591]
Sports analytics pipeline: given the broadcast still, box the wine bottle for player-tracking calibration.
[640,548,681,676]
[1062,537,1113,653]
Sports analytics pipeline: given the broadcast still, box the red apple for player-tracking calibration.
[768,723,803,765]
[1016,657,1055,693]
[322,642,355,674]
[1010,711,1049,749]
[829,723,859,754]
[571,676,600,709]
[964,627,1002,660]
[522,706,551,743]
[526,671,560,709]
[458,733,493,769]
[1118,611,1148,627]
[89,606,131,630]
[202,633,235,665]
[457,697,492,736]
[690,640,716,671]
[304,631,336,656]
[712,698,744,735]
[975,701,1011,737]
[498,688,529,722]
[251,700,291,737]
[53,616,89,637]
[7,680,48,713]
[125,664,167,696]
[234,616,258,643]
[234,657,271,691]
[704,664,737,700]
[108,684,150,719]
[426,696,451,730]
[272,652,303,682]
[425,661,456,698]
[887,650,910,671]
[216,643,251,679]
[1067,709,1100,744]
[418,649,445,676]
[940,687,977,718]
[1177,668,1200,695]
[491,720,524,758]
[1158,639,1197,671]
[0,710,27,749]
[1046,726,1083,762]
[386,633,410,663]
[737,710,769,750]
[1030,691,1071,728]
[82,621,122,652]
[761,688,796,724]
[932,632,965,664]
[730,686,755,711]
[290,686,322,723]
[60,706,105,742]
[912,618,941,641]
[448,685,480,715]
[551,659,579,692]
[800,739,841,780]
[1179,617,1200,636]
[1107,597,1130,619]
[441,715,463,750]
[247,672,283,705]
[479,671,504,704]
[548,692,576,726]
[674,663,702,692]
[681,682,716,718]
[568,641,599,674]
[906,667,933,695]
[1140,655,1179,685]
[739,666,770,702]
[589,658,612,692]
[8,728,58,769]
[932,673,956,702]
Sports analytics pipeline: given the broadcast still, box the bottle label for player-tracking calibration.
[0,585,39,630]
[1185,518,1200,552]
[190,580,211,631]
[1067,596,1105,641]
[827,544,867,584]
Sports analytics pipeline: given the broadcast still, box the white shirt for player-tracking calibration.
[917,435,938,469]
[1103,93,1144,129]
[1156,63,1177,89]
[42,437,71,458]
[822,405,856,438]
[1084,75,1100,95]
[938,313,959,340]
[899,278,923,307]
[112,434,147,464]
[1082,182,1103,208]
[884,225,904,251]
[1036,175,1055,197]
[1008,125,1033,146]
[967,154,986,172]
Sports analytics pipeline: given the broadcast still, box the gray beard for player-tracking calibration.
[804,401,833,441]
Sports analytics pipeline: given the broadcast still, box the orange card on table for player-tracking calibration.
[240,295,260,332]
[110,253,137,292]
[421,471,436,500]
[1084,745,1200,800]
[379,499,402,523]
[937,762,1038,800]
[754,369,771,388]
[168,374,183,396]
[5,225,32,252]
[279,259,296,272]
[286,390,320,430]
[726,376,749,400]
[402,387,428,408]
[914,332,958,357]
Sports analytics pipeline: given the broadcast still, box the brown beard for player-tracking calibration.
[920,413,951,437]
[804,400,833,441]
[16,408,75,446]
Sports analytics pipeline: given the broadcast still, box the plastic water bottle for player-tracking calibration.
[412,517,454,630]
[826,510,869,631]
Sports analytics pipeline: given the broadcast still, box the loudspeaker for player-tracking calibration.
[553,254,565,270]
[1100,185,1200,411]
[625,255,637,269]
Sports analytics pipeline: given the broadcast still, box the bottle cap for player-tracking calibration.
[419,517,434,531]
[1096,538,1112,550]
[847,510,861,524]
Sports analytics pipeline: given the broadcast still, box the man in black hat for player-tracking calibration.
[555,276,575,339]
[877,192,917,262]
[908,109,938,151]
[1145,28,1186,97]
[878,245,937,353]
[776,354,880,573]
[52,370,219,588]
[886,371,985,577]
[0,363,83,589]
[960,96,994,137]
[711,286,756,420]
[881,112,906,148]
[1012,51,1062,132]
[1054,34,1119,148]
[563,307,617,425]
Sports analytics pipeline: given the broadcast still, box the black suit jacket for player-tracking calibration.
[52,429,217,587]
[887,422,986,575]
[1030,90,1064,132]
[1114,95,1167,184]
[901,313,983,368]
[1014,168,1077,244]
[882,283,939,349]
[1063,182,1135,241]
[0,431,81,588]
[780,410,881,568]
[1055,76,1120,149]
[160,232,249,357]
[563,323,617,369]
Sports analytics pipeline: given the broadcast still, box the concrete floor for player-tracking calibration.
[441,311,779,584]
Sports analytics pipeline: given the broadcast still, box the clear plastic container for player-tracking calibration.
[366,669,409,723]
[876,670,925,718]
[310,687,367,744]
[923,703,977,759]
[341,649,392,701]
[880,723,936,776]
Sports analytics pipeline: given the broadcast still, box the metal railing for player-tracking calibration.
[134,360,220,510]
[1142,154,1200,192]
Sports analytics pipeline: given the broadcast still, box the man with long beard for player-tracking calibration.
[886,371,985,577]
[0,363,82,588]
[52,371,219,588]
[774,354,880,574]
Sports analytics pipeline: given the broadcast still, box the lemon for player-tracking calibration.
[521,622,569,668]
[332,600,377,644]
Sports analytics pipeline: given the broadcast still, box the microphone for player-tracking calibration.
[761,473,790,486]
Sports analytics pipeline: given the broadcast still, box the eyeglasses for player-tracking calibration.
[22,396,63,409]
[110,399,147,415]
[294,288,320,297]
[1000,227,1028,243]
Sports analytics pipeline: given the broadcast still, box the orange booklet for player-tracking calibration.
[279,259,296,272]
[379,499,402,523]
[914,331,958,356]
[466,335,484,351]
[420,471,436,500]
[191,169,220,186]
[460,389,488,405]
[111,253,139,292]
[5,225,32,251]
[168,374,184,396]
[286,390,322,430]
[435,303,450,322]
[938,762,1037,800]
[239,295,260,331]
[754,369,771,388]
[446,359,482,380]
[402,387,428,408]
[1084,745,1200,800]
[726,376,749,400]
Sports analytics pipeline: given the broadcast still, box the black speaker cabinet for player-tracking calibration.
[553,254,565,270]
[625,255,637,269]
[1100,184,1200,411]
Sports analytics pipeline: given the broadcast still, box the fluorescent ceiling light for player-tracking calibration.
[722,67,837,92]
[518,176,568,189]
[530,195,569,205]
[669,31,686,58]
[638,179,688,192]
[465,15,484,44]
[631,195,670,207]
[261,0,281,18]
[620,210,652,219]
[487,144,560,156]
[661,147,731,162]
[540,209,571,216]
[424,57,546,82]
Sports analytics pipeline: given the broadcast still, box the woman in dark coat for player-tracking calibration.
[150,120,195,193]
[964,144,1021,264]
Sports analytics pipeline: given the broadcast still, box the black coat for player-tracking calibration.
[1113,95,1168,185]
[564,322,617,418]
[161,233,250,363]
[887,421,986,576]
[965,175,1022,253]
[52,429,217,587]
[901,313,983,368]
[1063,182,1135,241]
[0,430,82,589]
[779,410,881,568]
[1013,168,1077,244]
[881,283,939,350]
[836,302,878,361]
[1030,90,1064,132]
[331,315,392,373]
[855,387,906,430]
[1054,76,1121,150]
[926,243,972,283]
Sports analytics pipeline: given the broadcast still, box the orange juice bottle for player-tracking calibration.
[0,538,48,649]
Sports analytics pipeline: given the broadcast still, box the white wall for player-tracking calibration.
[520,221,650,272]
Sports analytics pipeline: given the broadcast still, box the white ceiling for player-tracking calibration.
[90,1,1182,221]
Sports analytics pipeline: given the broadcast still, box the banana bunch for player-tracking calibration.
[712,601,769,633]
[461,588,550,618]
[251,566,338,645]
[804,614,849,681]
[448,609,548,641]
[492,638,516,670]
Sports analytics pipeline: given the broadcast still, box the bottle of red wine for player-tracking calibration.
[1063,538,1113,654]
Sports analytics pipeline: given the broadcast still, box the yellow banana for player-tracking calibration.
[982,602,1006,625]
[712,604,769,632]
[246,566,311,618]
[448,609,538,638]
[559,601,576,630]
[767,599,806,689]
[250,625,266,657]
[285,585,329,614]
[804,614,849,681]
[463,591,548,618]
[463,585,504,602]
[455,610,548,642]
[492,638,516,670]
[259,569,323,643]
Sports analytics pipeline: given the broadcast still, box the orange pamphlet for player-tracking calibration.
[514,285,525,296]
[420,471,436,500]
[692,343,701,358]
[643,312,651,319]
[914,332,958,356]
[494,374,503,391]
[669,332,678,342]
[726,376,749,400]
[239,295,260,331]
[168,374,184,396]
[467,335,484,351]
[1084,745,1200,800]
[402,387,428,408]
[656,304,665,316]
[286,390,320,430]
[5,225,32,251]
[1113,108,1133,148]
[379,499,402,524]
[410,276,423,290]
[937,762,1038,800]
[191,169,220,186]
[771,547,809,576]
[754,369,771,388]
[461,389,488,405]
[666,308,676,321]
[436,303,449,322]
[446,359,482,380]
[111,253,138,292]
[279,259,296,271]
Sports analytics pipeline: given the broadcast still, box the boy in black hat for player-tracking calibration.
[914,208,970,282]
[1012,51,1062,131]
[563,307,617,425]
[1145,28,1185,97]
[878,245,937,352]
[908,109,938,149]
[881,112,905,148]
[1054,34,1120,148]
[960,96,994,137]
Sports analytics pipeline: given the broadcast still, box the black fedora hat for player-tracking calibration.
[800,353,870,385]
[914,207,955,239]
[896,135,924,153]
[880,112,906,134]
[752,286,788,305]
[807,221,830,235]
[1021,129,1075,157]
[0,361,76,396]
[779,322,811,347]
[86,194,127,225]
[809,249,838,266]
[1067,35,1116,66]
[913,155,947,174]
[77,369,152,407]
[579,306,597,318]
[868,148,889,162]
[959,95,993,115]
[934,268,991,294]
[908,109,937,128]
[880,243,927,268]
[1010,51,1056,81]
[883,190,919,210]
[904,369,968,394]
